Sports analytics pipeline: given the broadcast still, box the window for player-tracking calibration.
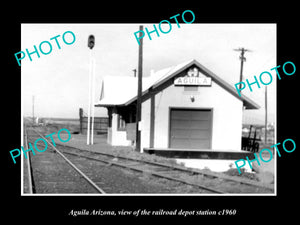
[107,108,112,128]
[118,115,126,131]
[116,106,136,131]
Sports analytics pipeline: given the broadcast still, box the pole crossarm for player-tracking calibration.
[234,47,252,89]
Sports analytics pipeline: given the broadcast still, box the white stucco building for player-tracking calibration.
[95,59,259,153]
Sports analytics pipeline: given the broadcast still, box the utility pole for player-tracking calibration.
[234,47,251,89]
[136,25,143,153]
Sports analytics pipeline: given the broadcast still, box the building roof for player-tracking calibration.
[95,59,260,109]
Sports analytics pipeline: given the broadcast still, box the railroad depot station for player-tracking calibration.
[95,59,260,159]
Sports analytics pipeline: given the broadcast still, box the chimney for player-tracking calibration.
[133,69,137,77]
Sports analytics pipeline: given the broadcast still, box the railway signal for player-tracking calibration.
[88,35,95,49]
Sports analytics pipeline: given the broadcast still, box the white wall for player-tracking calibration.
[142,80,243,151]
[110,78,244,151]
[107,127,112,144]
[141,99,150,152]
[110,111,131,146]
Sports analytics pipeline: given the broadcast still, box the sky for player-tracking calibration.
[21,23,276,124]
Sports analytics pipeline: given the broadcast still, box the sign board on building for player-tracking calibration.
[174,67,212,86]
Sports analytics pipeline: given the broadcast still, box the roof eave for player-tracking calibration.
[190,60,260,110]
[152,59,196,89]
[97,59,260,110]
[95,103,126,107]
[243,99,260,109]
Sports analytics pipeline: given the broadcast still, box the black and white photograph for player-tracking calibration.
[21,23,276,195]
[4,6,298,223]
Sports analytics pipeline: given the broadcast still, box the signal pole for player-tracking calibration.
[87,35,95,145]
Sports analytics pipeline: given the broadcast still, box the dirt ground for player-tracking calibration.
[26,125,275,194]
[59,132,275,184]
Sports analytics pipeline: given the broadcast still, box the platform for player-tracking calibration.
[143,148,256,160]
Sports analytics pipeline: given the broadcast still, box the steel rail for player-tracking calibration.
[55,143,274,191]
[62,151,224,194]
[24,124,34,194]
[27,123,273,193]
[29,128,106,194]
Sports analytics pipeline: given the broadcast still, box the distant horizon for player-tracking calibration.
[24,115,275,126]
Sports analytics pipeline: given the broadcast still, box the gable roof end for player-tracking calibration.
[95,59,260,110]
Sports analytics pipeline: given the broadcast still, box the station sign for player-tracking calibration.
[174,67,212,86]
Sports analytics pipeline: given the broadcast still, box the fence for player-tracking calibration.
[79,108,108,134]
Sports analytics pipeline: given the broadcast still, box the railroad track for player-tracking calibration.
[59,148,224,193]
[24,126,106,194]
[25,125,274,194]
[56,143,274,191]
[23,124,34,193]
